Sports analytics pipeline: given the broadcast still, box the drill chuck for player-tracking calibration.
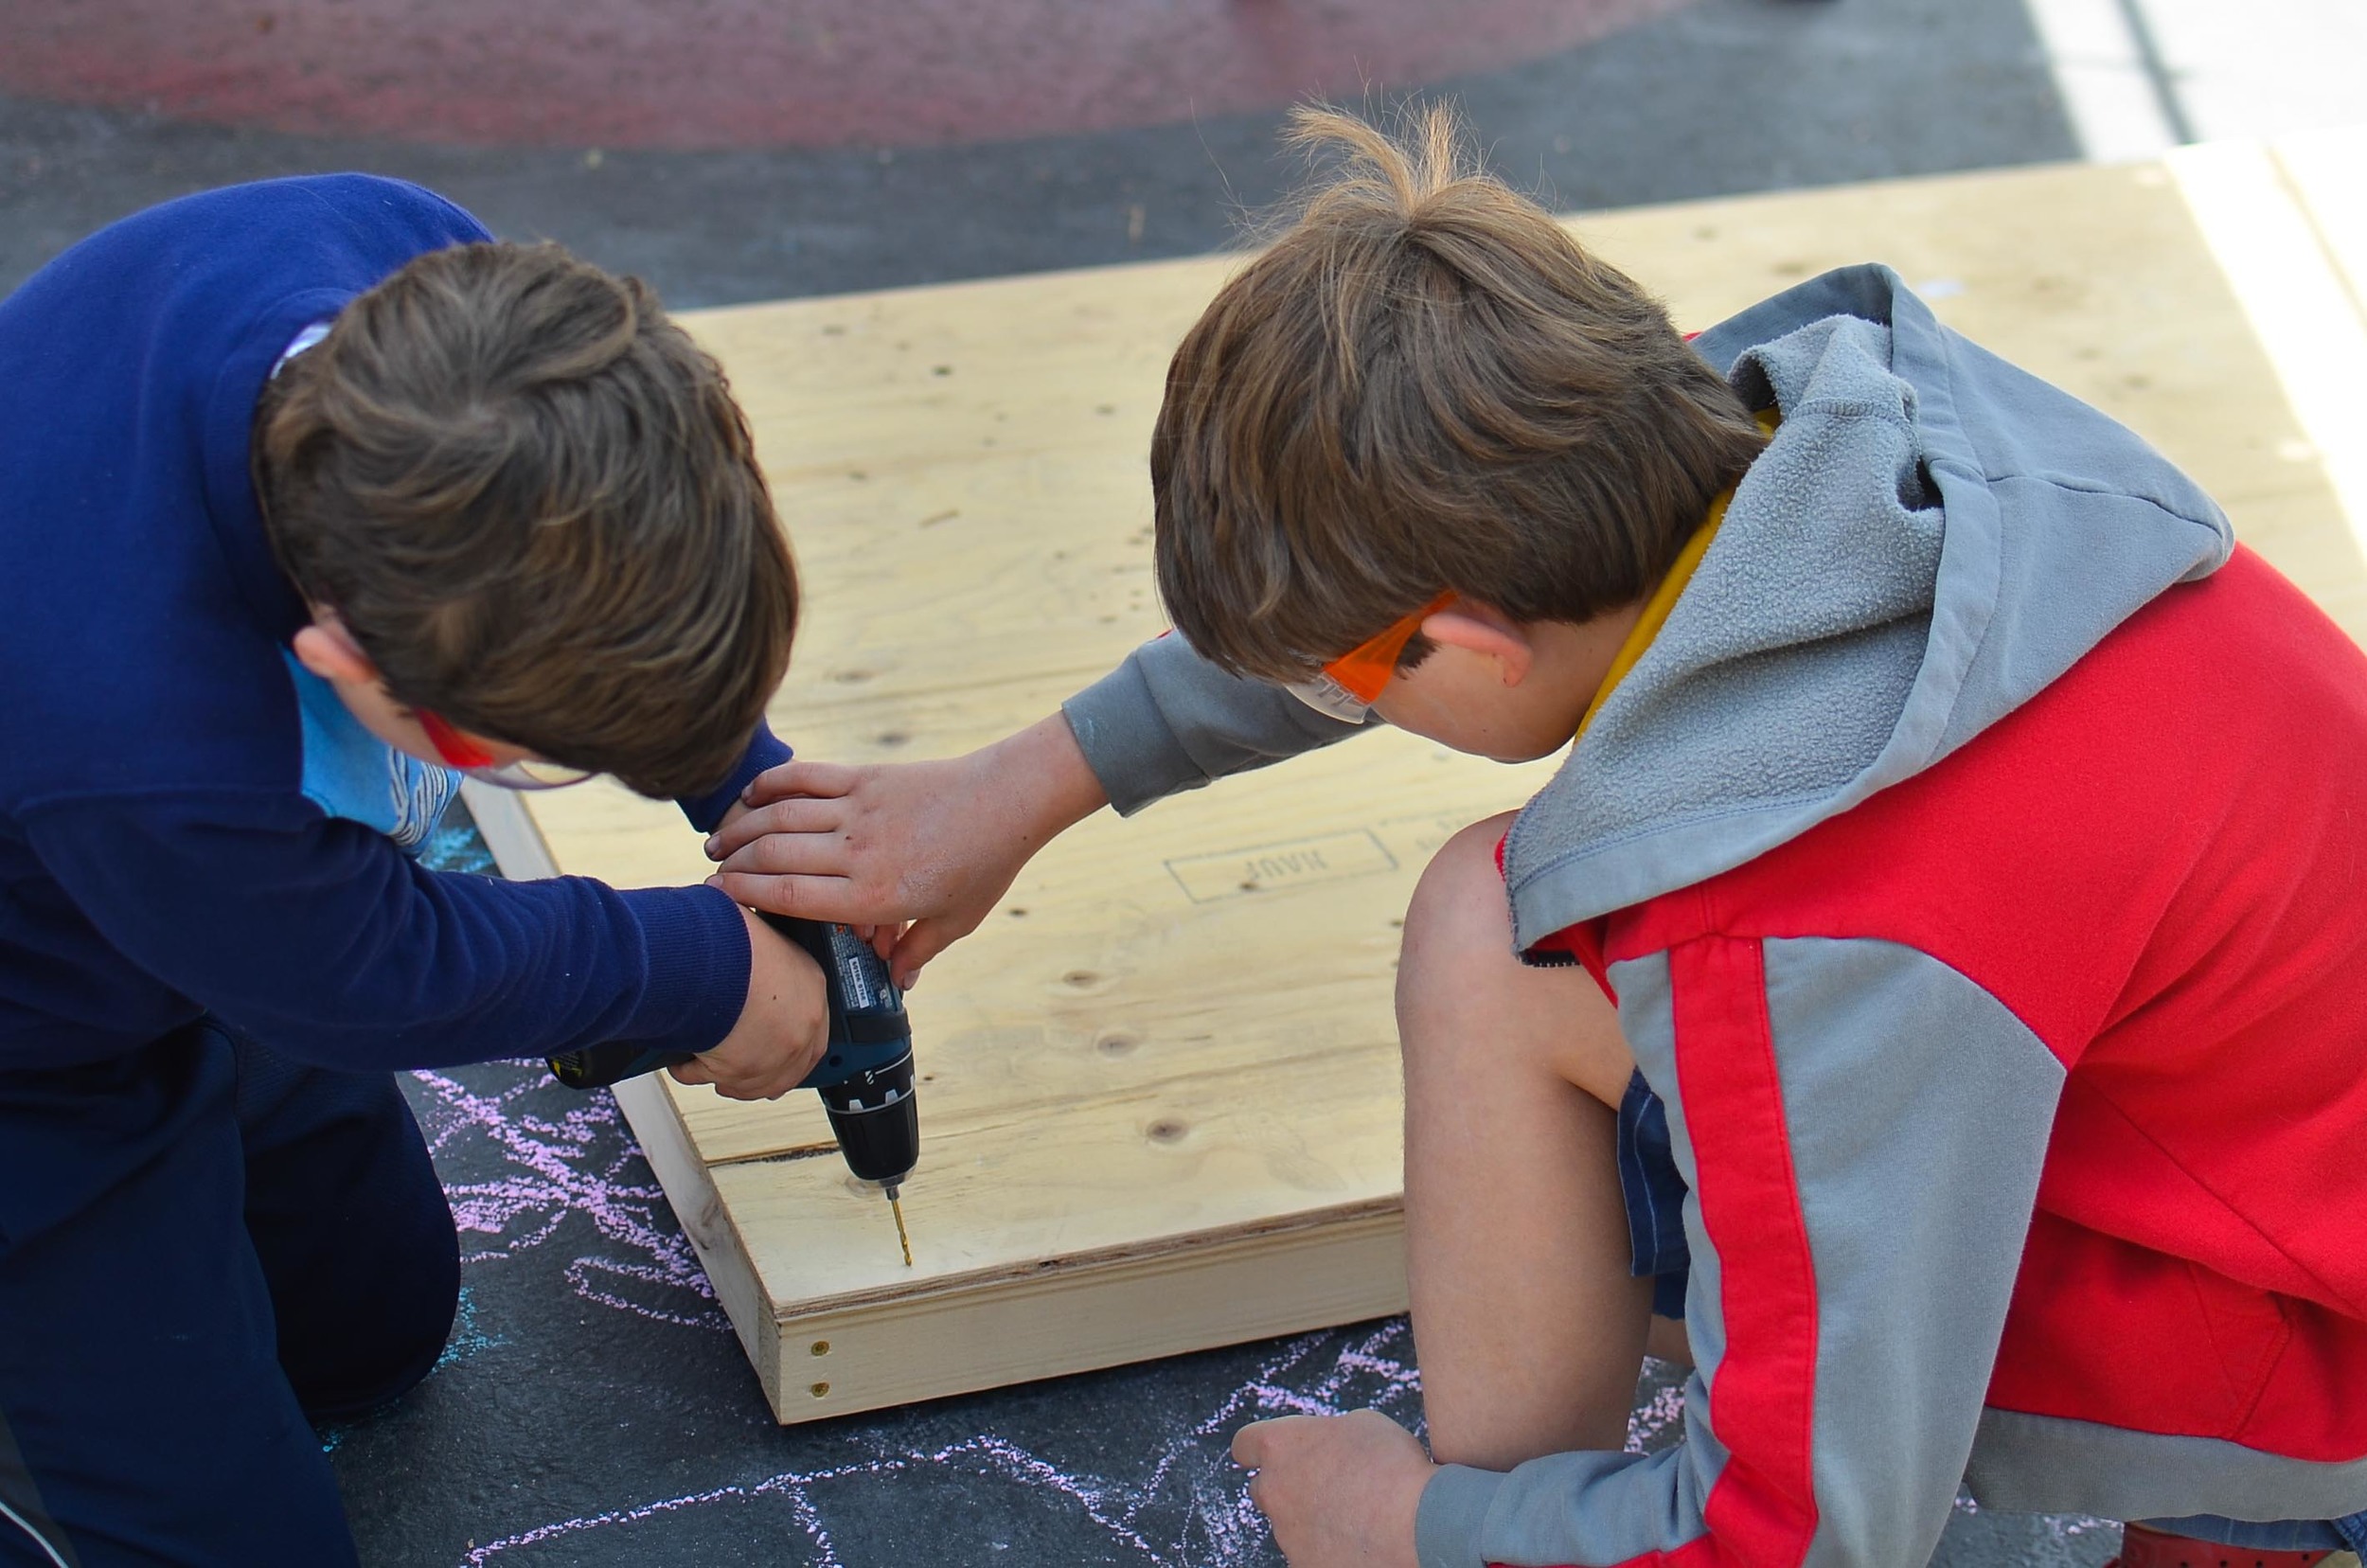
[780,915,919,1191]
[816,1046,917,1187]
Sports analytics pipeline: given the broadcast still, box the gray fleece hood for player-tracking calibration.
[1499,264,2234,953]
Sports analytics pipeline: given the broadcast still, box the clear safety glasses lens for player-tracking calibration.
[461,758,597,792]
[1286,591,1457,722]
[416,709,596,791]
[1285,672,1375,722]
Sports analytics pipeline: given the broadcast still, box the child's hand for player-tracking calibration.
[701,714,1108,989]
[1232,1411,1432,1568]
[669,907,830,1099]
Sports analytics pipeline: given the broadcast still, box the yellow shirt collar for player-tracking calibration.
[1574,408,1778,743]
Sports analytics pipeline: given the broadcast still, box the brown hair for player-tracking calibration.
[254,241,796,798]
[1151,102,1768,682]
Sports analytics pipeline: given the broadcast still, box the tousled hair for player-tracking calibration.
[255,241,797,798]
[1152,102,1768,680]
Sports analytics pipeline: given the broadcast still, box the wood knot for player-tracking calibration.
[1147,1118,1187,1145]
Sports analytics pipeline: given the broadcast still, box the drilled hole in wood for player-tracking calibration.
[810,1381,830,1399]
[810,1341,830,1357]
[1148,1118,1187,1144]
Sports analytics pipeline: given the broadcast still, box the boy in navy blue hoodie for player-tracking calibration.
[0,177,829,1566]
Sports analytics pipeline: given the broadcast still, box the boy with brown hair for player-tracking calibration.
[706,108,2367,1567]
[0,177,829,1566]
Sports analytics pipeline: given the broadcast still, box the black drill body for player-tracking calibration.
[548,912,919,1196]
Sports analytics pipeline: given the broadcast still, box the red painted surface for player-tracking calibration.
[0,0,1689,151]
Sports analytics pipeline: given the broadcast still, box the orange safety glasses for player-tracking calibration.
[1287,591,1457,720]
[416,708,596,792]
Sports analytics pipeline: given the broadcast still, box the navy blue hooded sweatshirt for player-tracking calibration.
[0,176,784,1072]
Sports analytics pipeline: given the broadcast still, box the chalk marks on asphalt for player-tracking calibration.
[454,1320,1695,1565]
[409,1065,727,1333]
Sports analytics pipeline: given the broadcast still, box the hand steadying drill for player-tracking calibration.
[669,905,832,1100]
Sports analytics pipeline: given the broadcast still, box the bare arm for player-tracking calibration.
[703,713,1108,987]
[703,631,1367,985]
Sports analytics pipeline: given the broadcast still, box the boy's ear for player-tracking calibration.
[1419,605,1534,686]
[291,616,382,688]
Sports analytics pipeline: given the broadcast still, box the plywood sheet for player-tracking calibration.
[480,142,2361,1421]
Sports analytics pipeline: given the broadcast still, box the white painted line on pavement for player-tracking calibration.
[2172,131,2367,550]
[2134,0,2367,143]
[2020,0,2180,161]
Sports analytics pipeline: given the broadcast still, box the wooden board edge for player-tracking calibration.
[747,1193,1408,1320]
[767,1206,1407,1424]
[613,1072,784,1414]
[458,780,562,882]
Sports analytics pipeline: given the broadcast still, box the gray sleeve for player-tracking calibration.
[1416,937,2067,1568]
[1059,633,1373,816]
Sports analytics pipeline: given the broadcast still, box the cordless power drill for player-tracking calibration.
[547,911,920,1264]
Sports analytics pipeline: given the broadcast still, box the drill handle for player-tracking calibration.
[546,1042,694,1090]
[549,915,907,1093]
[763,912,912,1089]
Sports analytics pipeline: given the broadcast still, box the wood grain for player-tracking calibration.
[484,144,2362,1421]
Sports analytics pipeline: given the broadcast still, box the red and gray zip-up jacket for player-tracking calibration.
[1059,265,2367,1566]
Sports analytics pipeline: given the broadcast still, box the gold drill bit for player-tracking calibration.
[886,1185,913,1267]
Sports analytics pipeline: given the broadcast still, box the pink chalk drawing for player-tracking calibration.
[398,1063,1716,1565]
[407,1067,726,1330]
[401,1064,2107,1566]
[457,1321,1697,1566]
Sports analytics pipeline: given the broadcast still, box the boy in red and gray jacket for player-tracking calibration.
[706,107,2367,1567]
